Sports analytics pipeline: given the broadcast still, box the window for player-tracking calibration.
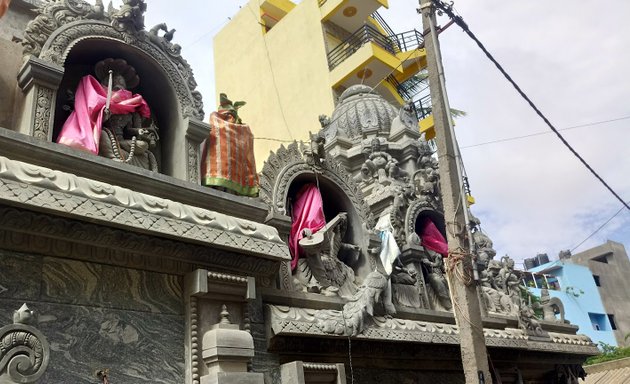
[593,275,601,287]
[592,254,609,263]
[608,314,618,330]
[588,313,608,331]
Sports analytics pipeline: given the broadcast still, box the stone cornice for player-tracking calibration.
[0,155,290,261]
[267,305,599,355]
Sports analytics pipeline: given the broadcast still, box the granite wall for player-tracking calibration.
[0,249,185,383]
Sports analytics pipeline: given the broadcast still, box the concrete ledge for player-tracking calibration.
[0,127,269,223]
[585,357,630,374]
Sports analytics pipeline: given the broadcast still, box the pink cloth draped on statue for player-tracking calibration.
[288,183,326,271]
[56,75,150,154]
[420,218,449,256]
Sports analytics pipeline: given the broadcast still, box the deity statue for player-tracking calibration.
[110,0,147,32]
[498,256,521,308]
[289,184,359,297]
[421,249,452,311]
[57,58,159,172]
[303,131,326,167]
[362,138,392,184]
[481,260,516,314]
[519,299,544,337]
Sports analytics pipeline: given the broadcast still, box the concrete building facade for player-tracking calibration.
[214,0,430,167]
[527,261,618,348]
[570,241,630,347]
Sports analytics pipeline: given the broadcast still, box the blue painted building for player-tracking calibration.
[526,260,617,347]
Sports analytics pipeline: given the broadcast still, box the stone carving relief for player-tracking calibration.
[535,288,565,323]
[0,156,289,260]
[34,87,54,140]
[268,304,596,353]
[314,271,389,336]
[22,0,204,120]
[294,213,359,297]
[421,249,452,311]
[0,304,50,383]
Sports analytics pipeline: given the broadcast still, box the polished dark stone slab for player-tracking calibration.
[0,249,42,301]
[0,298,184,383]
[41,257,183,315]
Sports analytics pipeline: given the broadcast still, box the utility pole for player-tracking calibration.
[418,0,492,383]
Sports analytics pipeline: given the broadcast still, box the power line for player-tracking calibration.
[433,0,630,212]
[461,115,630,149]
[571,204,628,252]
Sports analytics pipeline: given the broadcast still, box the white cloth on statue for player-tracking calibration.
[375,214,401,276]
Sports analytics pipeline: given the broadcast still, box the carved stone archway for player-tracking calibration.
[405,199,446,244]
[260,142,377,289]
[16,0,208,182]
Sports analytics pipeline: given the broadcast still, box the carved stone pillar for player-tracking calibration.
[200,305,263,384]
[16,56,65,141]
[185,269,256,384]
[185,118,211,184]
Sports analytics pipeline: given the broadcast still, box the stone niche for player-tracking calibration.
[14,0,210,182]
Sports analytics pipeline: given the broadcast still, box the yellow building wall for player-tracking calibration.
[214,0,335,170]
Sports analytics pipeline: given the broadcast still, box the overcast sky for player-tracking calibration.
[132,0,629,267]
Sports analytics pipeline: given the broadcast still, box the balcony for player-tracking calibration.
[320,0,388,32]
[327,24,423,70]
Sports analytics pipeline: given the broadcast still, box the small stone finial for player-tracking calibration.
[219,304,232,325]
[13,303,34,324]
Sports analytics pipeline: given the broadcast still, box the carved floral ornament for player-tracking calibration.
[21,0,203,120]
[0,304,50,383]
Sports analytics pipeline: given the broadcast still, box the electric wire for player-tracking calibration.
[570,204,628,252]
[244,3,294,140]
[432,0,630,212]
[461,115,630,150]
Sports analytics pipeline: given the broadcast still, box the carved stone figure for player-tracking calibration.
[398,101,418,130]
[297,213,359,297]
[146,22,180,54]
[518,301,544,337]
[95,59,160,171]
[315,271,389,336]
[110,0,147,32]
[318,114,330,128]
[537,289,565,323]
[498,256,521,308]
[56,58,159,171]
[421,249,452,310]
[303,131,326,167]
[390,263,423,309]
[481,260,515,314]
[391,184,415,245]
[362,138,393,185]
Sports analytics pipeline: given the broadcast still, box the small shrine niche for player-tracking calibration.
[52,44,178,173]
[16,0,208,182]
[287,174,363,247]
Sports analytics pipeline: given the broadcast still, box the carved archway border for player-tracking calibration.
[405,199,443,241]
[260,142,373,227]
[23,1,204,120]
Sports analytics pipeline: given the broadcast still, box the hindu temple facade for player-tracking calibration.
[0,1,598,383]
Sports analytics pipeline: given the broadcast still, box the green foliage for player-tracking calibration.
[585,343,630,365]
